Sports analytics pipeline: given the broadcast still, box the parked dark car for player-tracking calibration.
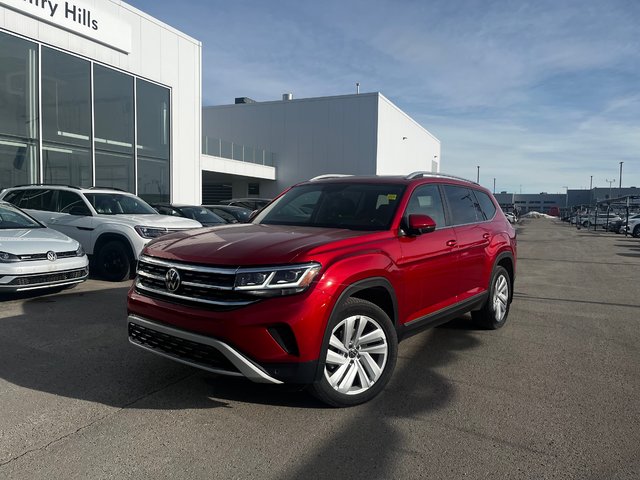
[152,204,228,227]
[202,204,252,223]
[217,198,272,211]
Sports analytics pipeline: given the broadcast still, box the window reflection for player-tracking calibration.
[0,33,172,198]
[0,32,39,189]
[94,65,134,191]
[136,79,170,202]
[42,47,92,186]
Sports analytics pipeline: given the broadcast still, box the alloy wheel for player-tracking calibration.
[323,314,388,395]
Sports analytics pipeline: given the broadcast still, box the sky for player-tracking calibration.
[130,0,640,194]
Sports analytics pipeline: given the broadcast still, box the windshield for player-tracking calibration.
[85,193,158,215]
[0,204,43,229]
[177,206,226,224]
[254,183,406,230]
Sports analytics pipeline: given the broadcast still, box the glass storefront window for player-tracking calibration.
[0,31,39,189]
[42,145,92,186]
[94,65,134,191]
[137,79,170,202]
[0,32,172,197]
[136,79,170,161]
[42,47,92,148]
[41,47,92,187]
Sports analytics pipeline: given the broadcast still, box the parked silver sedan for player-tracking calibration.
[0,202,89,292]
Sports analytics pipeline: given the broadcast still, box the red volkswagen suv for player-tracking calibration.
[127,173,516,406]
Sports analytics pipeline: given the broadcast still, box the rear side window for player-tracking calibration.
[443,185,481,225]
[18,189,55,211]
[473,190,497,220]
[2,190,24,206]
[57,190,89,214]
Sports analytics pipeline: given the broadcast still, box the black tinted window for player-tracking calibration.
[474,190,497,220]
[405,184,447,228]
[58,190,89,214]
[18,189,54,211]
[2,190,24,206]
[443,185,481,225]
[256,183,405,230]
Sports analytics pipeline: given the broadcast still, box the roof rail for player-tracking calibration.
[88,186,126,192]
[405,172,477,184]
[11,183,82,189]
[309,174,353,181]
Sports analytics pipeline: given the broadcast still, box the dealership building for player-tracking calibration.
[1,0,440,205]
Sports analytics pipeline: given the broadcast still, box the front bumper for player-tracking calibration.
[128,314,283,384]
[0,257,89,291]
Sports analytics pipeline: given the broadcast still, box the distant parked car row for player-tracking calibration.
[566,211,640,237]
[0,184,271,288]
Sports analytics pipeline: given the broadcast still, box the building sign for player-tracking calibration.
[1,0,131,53]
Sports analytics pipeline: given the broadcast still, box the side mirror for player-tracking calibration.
[407,214,436,235]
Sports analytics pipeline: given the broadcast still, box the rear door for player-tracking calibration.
[442,184,489,301]
[46,190,96,250]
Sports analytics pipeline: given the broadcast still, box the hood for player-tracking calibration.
[0,228,79,254]
[144,224,370,265]
[99,214,202,229]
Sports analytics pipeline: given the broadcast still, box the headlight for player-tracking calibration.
[0,251,21,263]
[135,225,169,239]
[75,245,85,257]
[234,263,321,297]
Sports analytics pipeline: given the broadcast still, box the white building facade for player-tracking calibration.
[202,93,440,201]
[0,0,202,204]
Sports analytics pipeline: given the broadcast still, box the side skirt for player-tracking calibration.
[397,292,488,341]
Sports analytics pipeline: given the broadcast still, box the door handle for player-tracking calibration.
[446,239,457,247]
[482,233,491,240]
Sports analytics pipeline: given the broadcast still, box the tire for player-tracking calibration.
[310,297,398,407]
[633,225,640,238]
[472,265,511,330]
[96,240,132,282]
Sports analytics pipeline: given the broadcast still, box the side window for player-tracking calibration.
[58,190,89,214]
[405,184,446,228]
[473,190,497,220]
[19,189,55,211]
[2,190,24,206]
[443,185,480,225]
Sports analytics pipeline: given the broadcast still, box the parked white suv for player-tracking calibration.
[622,213,640,237]
[0,186,201,281]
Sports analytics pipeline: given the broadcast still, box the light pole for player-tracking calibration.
[605,178,616,200]
[619,162,624,191]
[476,166,480,183]
[493,178,496,194]
[589,175,593,205]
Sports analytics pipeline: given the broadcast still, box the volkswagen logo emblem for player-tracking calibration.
[165,268,181,292]
[46,251,57,262]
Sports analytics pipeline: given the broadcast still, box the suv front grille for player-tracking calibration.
[128,322,240,374]
[135,256,257,309]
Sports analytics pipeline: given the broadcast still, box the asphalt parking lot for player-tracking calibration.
[1,219,639,479]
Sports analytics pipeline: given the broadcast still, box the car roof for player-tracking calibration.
[7,184,135,195]
[298,172,480,188]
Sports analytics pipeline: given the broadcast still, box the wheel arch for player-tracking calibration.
[93,233,135,263]
[494,251,515,302]
[311,277,398,384]
[333,277,398,328]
